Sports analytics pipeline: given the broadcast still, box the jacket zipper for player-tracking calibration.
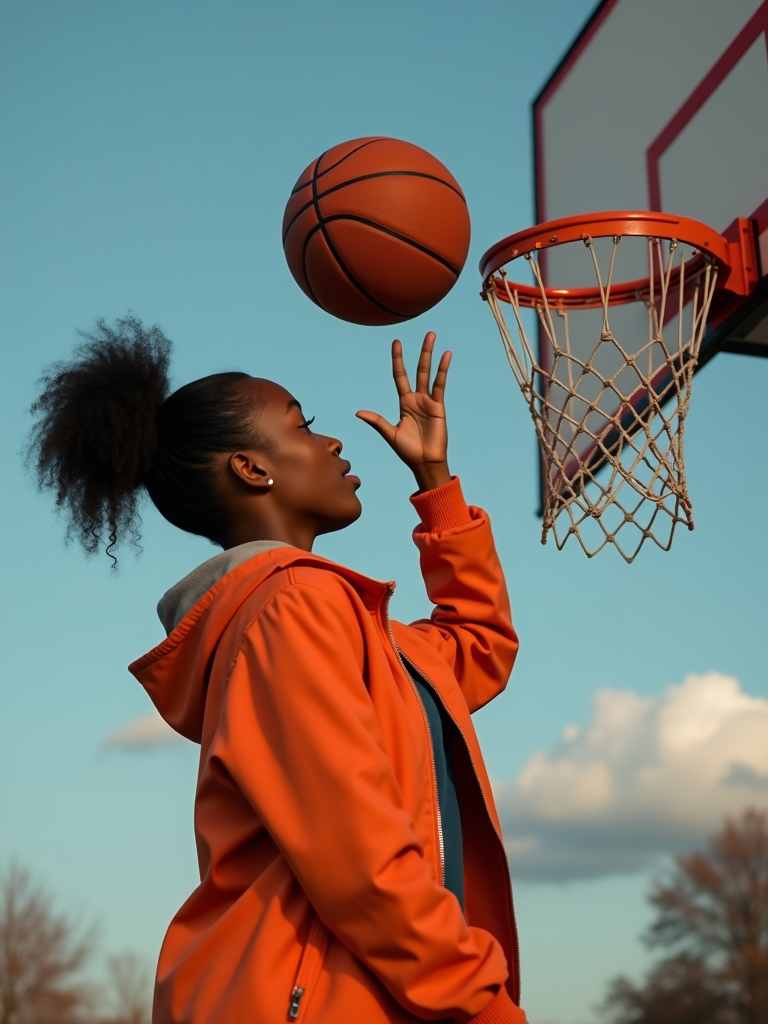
[287,912,329,1021]
[383,588,521,1003]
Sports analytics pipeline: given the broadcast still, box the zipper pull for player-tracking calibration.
[288,986,305,1021]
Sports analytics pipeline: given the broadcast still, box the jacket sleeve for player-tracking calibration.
[220,576,523,1024]
[406,477,519,713]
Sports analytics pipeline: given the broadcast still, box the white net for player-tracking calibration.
[484,235,719,562]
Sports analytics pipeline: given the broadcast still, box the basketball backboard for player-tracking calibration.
[534,0,768,360]
[478,0,767,558]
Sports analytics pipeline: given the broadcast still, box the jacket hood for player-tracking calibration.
[156,540,293,635]
[129,545,390,744]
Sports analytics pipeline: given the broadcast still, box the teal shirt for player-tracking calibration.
[407,665,465,910]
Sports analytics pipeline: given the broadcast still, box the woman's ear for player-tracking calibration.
[228,451,275,490]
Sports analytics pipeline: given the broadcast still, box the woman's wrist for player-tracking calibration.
[410,475,472,532]
[412,461,451,493]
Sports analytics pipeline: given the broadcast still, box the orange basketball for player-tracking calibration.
[282,137,471,326]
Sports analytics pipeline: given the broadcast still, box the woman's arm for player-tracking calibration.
[405,477,519,713]
[358,333,519,712]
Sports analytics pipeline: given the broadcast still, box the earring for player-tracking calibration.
[267,479,274,486]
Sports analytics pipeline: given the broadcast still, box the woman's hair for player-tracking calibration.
[27,314,265,563]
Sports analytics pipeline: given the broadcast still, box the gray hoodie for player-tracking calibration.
[157,540,294,635]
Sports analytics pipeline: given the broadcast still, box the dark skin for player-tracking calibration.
[213,332,452,551]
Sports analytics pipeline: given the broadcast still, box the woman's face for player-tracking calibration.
[243,378,362,536]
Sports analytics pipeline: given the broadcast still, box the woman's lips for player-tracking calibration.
[340,460,360,488]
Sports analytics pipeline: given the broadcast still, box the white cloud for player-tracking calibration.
[495,672,768,882]
[104,710,183,750]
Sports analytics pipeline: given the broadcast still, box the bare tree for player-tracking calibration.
[0,863,95,1024]
[99,953,151,1024]
[603,808,768,1024]
[604,954,733,1024]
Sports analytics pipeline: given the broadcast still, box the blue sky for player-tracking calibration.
[1,3,766,1022]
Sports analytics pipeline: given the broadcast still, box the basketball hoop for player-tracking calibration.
[480,211,757,563]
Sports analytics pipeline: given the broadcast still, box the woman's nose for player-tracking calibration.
[326,435,342,456]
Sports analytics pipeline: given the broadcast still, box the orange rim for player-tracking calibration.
[479,210,733,308]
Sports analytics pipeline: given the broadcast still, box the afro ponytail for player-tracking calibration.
[28,315,171,561]
[28,315,261,565]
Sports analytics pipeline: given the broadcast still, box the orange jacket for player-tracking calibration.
[129,478,523,1024]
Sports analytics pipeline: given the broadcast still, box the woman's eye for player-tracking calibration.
[300,416,315,431]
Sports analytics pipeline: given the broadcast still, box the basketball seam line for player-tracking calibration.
[318,214,462,276]
[282,169,466,243]
[308,156,410,319]
[302,220,415,318]
[300,155,326,310]
[290,138,384,196]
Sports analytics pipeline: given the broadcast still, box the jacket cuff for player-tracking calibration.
[470,988,526,1024]
[410,476,472,533]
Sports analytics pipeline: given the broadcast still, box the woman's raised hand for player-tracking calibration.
[357,332,452,492]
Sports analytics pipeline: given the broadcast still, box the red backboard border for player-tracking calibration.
[646,1,768,224]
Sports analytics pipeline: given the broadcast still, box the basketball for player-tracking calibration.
[282,137,471,326]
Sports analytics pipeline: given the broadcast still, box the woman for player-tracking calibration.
[29,316,524,1024]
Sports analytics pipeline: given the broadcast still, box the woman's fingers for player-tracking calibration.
[391,339,411,398]
[431,350,451,404]
[355,410,398,446]
[388,331,448,407]
[415,332,437,393]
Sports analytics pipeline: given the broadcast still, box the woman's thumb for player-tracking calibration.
[356,410,397,446]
